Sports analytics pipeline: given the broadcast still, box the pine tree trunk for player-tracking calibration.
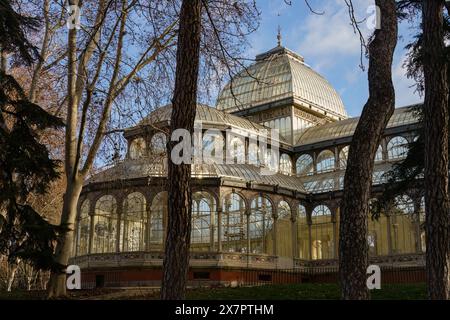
[160,0,202,300]
[422,0,450,300]
[339,0,398,300]
[47,180,82,298]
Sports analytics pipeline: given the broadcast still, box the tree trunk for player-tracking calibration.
[422,0,450,300]
[161,0,202,300]
[339,0,398,300]
[47,179,82,298]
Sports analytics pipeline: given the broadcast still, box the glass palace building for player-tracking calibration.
[70,45,424,287]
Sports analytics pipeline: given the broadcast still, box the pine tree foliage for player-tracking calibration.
[0,0,40,65]
[0,0,64,271]
[372,2,450,215]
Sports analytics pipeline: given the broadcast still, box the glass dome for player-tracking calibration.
[216,45,347,120]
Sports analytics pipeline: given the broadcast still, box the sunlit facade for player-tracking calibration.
[71,45,424,287]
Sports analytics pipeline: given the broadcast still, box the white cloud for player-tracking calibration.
[294,0,375,61]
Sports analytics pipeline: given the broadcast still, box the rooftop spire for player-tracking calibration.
[277,25,282,47]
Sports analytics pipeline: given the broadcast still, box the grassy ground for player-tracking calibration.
[0,283,427,300]
[186,283,427,300]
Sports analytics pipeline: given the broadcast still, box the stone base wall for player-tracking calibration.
[70,252,426,289]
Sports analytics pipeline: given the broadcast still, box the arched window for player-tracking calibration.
[203,130,224,164]
[391,195,417,254]
[387,136,408,160]
[316,150,335,173]
[222,193,246,253]
[191,191,216,251]
[297,204,309,259]
[296,154,313,176]
[121,192,146,252]
[311,205,333,260]
[129,137,146,160]
[339,146,349,169]
[150,132,167,154]
[375,145,383,162]
[150,192,167,249]
[76,200,90,256]
[279,154,292,175]
[250,196,273,254]
[277,201,293,258]
[92,195,117,253]
[312,205,332,218]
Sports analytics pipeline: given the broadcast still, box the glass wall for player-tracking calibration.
[316,150,335,173]
[367,205,390,257]
[150,192,166,250]
[419,197,426,252]
[227,135,246,164]
[203,130,224,164]
[191,191,216,251]
[297,205,309,259]
[222,193,247,253]
[76,190,423,261]
[375,145,383,162]
[263,116,292,141]
[249,196,274,254]
[92,195,118,254]
[121,192,146,252]
[311,205,334,260]
[296,154,314,176]
[339,146,349,169]
[150,133,167,154]
[276,201,293,258]
[279,154,292,175]
[387,136,408,160]
[129,137,146,159]
[76,200,90,256]
[390,195,417,254]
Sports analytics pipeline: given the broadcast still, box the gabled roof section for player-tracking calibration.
[85,160,307,193]
[295,105,422,147]
[133,104,267,132]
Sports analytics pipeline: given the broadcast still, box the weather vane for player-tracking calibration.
[277,12,282,47]
[277,25,282,46]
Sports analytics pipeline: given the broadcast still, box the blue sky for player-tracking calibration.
[245,0,423,117]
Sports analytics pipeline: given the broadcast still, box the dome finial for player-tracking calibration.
[277,25,282,47]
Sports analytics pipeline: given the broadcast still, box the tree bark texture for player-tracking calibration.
[161,0,202,300]
[47,11,80,297]
[339,0,398,300]
[422,0,450,300]
[47,179,82,298]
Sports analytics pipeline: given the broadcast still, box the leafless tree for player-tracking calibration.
[46,0,179,297]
